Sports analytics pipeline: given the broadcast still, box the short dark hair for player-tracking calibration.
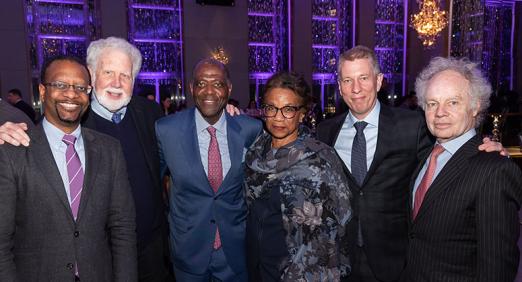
[191,58,231,83]
[7,88,22,97]
[264,71,311,110]
[40,55,91,85]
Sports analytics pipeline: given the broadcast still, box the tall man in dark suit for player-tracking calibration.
[6,88,36,123]
[316,45,432,282]
[0,37,172,282]
[316,46,504,282]
[156,58,262,281]
[404,57,522,282]
[0,56,137,281]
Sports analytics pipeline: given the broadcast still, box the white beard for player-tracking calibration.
[95,87,132,112]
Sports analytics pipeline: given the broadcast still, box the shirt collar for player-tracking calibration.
[90,91,127,121]
[195,109,227,134]
[438,129,476,155]
[42,117,83,148]
[347,101,381,128]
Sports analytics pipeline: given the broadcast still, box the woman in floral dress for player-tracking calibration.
[245,71,352,282]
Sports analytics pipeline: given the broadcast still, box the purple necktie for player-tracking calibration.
[62,134,84,220]
[207,126,222,249]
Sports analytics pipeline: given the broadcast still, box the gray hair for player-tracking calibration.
[337,45,381,80]
[415,56,491,126]
[86,37,142,81]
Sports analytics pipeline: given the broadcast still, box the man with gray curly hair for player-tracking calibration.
[404,56,522,282]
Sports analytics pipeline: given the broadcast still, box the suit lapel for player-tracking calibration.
[327,112,358,185]
[183,109,209,191]
[363,105,394,187]
[31,125,74,219]
[328,112,348,147]
[220,114,243,195]
[413,136,481,222]
[76,128,100,222]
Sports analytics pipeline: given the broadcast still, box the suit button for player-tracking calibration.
[210,219,215,224]
[359,191,364,196]
[74,231,79,237]
[214,196,218,200]
[409,233,415,239]
[66,263,74,270]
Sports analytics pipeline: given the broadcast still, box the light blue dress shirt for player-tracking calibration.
[42,118,86,204]
[334,101,380,173]
[412,129,477,206]
[90,91,127,121]
[195,110,231,178]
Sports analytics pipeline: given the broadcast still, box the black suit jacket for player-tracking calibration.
[404,135,522,282]
[82,96,165,244]
[0,125,137,281]
[14,100,36,123]
[316,105,432,281]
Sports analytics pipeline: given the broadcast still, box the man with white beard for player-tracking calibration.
[0,37,172,282]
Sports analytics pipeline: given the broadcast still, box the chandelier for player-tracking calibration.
[211,46,229,65]
[410,0,448,47]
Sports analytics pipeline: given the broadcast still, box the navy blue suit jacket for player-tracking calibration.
[155,108,262,275]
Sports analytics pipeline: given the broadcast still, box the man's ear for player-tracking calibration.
[472,100,480,117]
[376,73,384,92]
[38,84,46,103]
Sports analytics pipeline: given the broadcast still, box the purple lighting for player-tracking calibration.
[129,0,184,103]
[248,0,290,103]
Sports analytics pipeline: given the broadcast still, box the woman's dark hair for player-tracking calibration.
[264,71,311,110]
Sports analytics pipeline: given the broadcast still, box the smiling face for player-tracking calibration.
[424,70,479,143]
[263,87,306,148]
[92,48,133,112]
[39,60,90,133]
[190,63,231,124]
[338,58,383,120]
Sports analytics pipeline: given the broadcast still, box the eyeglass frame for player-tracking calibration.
[43,81,92,95]
[261,104,305,119]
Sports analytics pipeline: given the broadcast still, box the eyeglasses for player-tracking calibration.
[43,81,92,95]
[261,104,304,119]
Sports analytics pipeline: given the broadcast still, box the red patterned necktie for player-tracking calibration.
[412,144,445,220]
[62,134,84,220]
[207,126,222,249]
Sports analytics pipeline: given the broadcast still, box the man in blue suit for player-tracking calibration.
[155,58,262,281]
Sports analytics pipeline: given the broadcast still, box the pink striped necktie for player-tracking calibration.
[207,126,222,249]
[412,144,445,220]
[62,134,84,220]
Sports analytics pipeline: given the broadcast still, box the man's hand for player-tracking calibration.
[479,137,509,157]
[226,104,241,116]
[0,122,30,146]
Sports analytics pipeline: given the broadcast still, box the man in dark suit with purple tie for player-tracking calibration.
[0,55,137,281]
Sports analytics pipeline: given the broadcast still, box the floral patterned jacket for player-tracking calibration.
[245,126,352,281]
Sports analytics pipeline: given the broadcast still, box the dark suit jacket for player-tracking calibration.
[0,125,137,282]
[82,96,165,245]
[404,135,522,282]
[13,100,36,123]
[0,99,34,128]
[155,108,262,275]
[316,105,432,281]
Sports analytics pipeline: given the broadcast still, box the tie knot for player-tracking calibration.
[354,121,368,133]
[207,126,217,137]
[112,113,122,124]
[431,144,445,159]
[62,134,77,145]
